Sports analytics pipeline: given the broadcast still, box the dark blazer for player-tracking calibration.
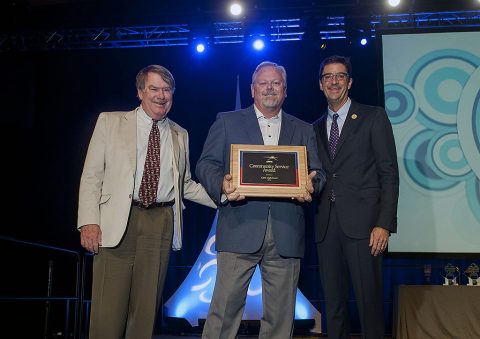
[313,100,399,242]
[196,105,326,258]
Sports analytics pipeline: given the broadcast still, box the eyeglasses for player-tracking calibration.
[255,80,284,88]
[321,72,349,82]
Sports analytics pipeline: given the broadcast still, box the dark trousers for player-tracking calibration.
[317,202,384,339]
[89,205,173,339]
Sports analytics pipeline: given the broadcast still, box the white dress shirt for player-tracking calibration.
[327,98,351,139]
[254,105,282,145]
[134,107,175,202]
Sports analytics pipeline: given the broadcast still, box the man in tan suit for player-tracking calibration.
[78,65,215,339]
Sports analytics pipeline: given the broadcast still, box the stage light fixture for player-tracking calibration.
[196,43,205,53]
[230,3,242,16]
[252,38,265,50]
[388,0,401,7]
[360,38,368,46]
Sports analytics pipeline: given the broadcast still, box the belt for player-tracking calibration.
[131,200,175,209]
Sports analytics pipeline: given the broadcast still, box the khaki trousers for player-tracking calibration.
[88,205,173,339]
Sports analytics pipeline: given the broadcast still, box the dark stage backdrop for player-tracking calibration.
[0,40,477,336]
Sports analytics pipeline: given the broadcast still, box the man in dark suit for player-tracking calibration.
[196,61,326,339]
[313,55,399,339]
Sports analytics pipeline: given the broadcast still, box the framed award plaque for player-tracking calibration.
[230,144,308,197]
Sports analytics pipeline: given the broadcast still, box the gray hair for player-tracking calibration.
[136,65,176,92]
[251,61,287,86]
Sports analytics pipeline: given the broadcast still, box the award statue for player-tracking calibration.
[464,263,479,286]
[442,263,459,286]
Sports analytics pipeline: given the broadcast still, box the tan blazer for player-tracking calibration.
[78,108,215,250]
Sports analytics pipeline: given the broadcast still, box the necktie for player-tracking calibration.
[328,113,339,158]
[139,119,160,207]
[328,113,339,201]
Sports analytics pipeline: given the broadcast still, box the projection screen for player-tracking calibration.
[380,30,480,253]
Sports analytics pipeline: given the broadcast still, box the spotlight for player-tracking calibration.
[230,3,242,16]
[360,38,368,46]
[252,38,265,51]
[387,0,401,7]
[196,43,205,53]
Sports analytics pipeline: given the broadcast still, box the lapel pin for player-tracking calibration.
[351,114,358,120]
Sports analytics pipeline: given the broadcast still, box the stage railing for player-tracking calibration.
[0,235,82,339]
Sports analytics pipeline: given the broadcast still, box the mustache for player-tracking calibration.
[262,90,277,96]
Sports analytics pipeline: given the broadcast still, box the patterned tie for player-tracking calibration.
[328,113,339,201]
[328,113,340,158]
[139,119,160,207]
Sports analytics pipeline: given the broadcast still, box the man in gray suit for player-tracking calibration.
[196,61,326,339]
[78,65,215,339]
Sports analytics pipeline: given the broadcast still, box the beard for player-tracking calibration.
[260,92,281,108]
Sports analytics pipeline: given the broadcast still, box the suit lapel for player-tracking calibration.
[278,111,295,145]
[121,109,137,169]
[242,106,264,144]
[335,101,360,156]
[316,113,329,158]
[169,120,180,173]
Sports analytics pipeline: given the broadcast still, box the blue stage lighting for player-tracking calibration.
[196,43,205,53]
[360,38,368,46]
[388,0,401,7]
[253,39,265,50]
[230,3,242,16]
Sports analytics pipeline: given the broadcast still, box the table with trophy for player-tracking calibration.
[395,263,480,339]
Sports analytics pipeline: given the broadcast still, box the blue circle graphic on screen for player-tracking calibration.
[405,49,480,127]
[423,67,469,116]
[384,82,417,125]
[396,50,480,221]
[458,66,480,180]
[404,130,458,191]
[466,177,480,224]
[427,130,473,181]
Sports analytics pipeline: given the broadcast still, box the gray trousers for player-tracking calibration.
[88,205,173,339]
[202,213,300,339]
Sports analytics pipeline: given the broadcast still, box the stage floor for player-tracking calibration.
[153,335,393,338]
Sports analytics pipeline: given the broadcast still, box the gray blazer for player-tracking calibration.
[196,105,326,258]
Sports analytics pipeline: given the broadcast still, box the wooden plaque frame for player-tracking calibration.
[230,144,308,197]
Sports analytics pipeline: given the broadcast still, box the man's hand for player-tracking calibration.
[223,174,245,201]
[292,171,317,203]
[80,224,102,254]
[369,226,389,256]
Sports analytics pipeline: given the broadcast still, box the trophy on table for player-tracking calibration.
[442,263,459,286]
[463,263,479,286]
